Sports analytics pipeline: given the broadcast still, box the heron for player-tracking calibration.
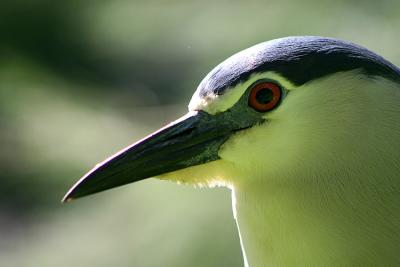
[63,36,400,266]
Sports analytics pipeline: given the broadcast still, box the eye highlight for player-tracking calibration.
[248,82,281,112]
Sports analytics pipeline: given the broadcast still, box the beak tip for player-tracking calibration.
[61,169,95,204]
[61,191,75,204]
[62,179,84,203]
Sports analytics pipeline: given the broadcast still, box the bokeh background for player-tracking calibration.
[1,0,399,266]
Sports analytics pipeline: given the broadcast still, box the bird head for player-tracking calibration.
[63,36,400,202]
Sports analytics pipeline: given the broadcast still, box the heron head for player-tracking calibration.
[63,36,400,201]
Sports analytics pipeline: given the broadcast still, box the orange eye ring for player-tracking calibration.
[248,82,281,112]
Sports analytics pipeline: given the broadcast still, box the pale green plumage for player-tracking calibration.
[161,70,400,266]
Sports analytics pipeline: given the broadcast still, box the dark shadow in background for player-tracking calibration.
[0,1,195,215]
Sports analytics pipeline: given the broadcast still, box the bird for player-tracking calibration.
[63,36,400,267]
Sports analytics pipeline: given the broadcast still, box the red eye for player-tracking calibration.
[248,82,281,112]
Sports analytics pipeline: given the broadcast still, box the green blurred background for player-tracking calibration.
[1,0,399,266]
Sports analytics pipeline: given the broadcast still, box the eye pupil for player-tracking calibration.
[255,88,274,104]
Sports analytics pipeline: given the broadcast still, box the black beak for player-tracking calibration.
[62,110,247,202]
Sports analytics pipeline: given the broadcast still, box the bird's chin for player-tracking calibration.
[157,160,235,189]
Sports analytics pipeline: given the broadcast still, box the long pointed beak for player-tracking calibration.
[62,110,241,202]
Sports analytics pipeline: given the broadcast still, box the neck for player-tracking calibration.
[233,166,400,267]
